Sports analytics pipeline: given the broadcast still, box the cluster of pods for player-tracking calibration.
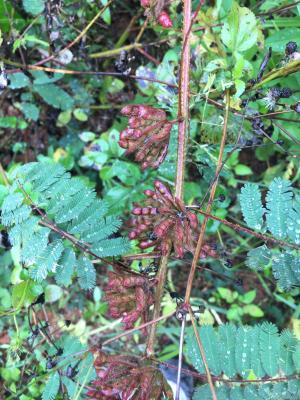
[104,267,156,332]
[140,0,173,28]
[87,351,173,399]
[129,180,199,258]
[119,105,173,170]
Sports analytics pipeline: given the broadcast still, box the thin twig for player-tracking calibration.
[175,316,186,400]
[189,306,217,400]
[184,90,230,304]
[5,59,176,88]
[102,310,175,347]
[189,208,300,251]
[34,1,113,66]
[146,252,170,356]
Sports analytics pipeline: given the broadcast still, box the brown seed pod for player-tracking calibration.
[119,105,172,170]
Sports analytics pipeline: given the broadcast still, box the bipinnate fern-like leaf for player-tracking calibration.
[240,178,300,291]
[193,380,300,400]
[240,183,265,230]
[185,323,299,381]
[188,323,300,400]
[0,161,130,290]
[240,178,295,240]
[265,178,293,239]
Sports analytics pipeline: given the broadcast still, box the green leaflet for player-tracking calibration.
[235,326,252,378]
[34,83,74,110]
[266,178,293,239]
[240,183,264,230]
[92,237,131,257]
[259,322,280,377]
[272,252,300,291]
[246,245,272,271]
[193,380,300,400]
[55,249,76,287]
[9,72,31,89]
[279,330,299,375]
[76,257,96,290]
[219,323,237,377]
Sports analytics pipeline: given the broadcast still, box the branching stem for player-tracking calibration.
[146,0,192,356]
[184,90,230,304]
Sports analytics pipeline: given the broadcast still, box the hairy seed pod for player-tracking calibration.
[157,11,173,28]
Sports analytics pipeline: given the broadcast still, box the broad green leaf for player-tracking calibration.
[23,0,45,15]
[266,28,300,52]
[20,103,40,121]
[243,304,264,317]
[9,73,30,89]
[221,2,259,52]
[240,290,256,304]
[235,164,252,175]
[73,108,88,121]
[34,84,74,110]
[12,280,40,309]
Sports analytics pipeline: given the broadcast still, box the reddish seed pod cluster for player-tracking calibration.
[104,266,155,333]
[130,180,201,258]
[87,351,173,399]
[140,0,173,29]
[119,105,172,170]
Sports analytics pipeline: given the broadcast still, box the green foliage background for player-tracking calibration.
[0,0,300,399]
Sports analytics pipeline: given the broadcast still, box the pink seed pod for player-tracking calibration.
[128,116,149,128]
[144,189,155,197]
[122,105,166,121]
[132,207,142,215]
[140,0,151,7]
[154,180,173,200]
[157,11,173,28]
[118,139,128,149]
[139,240,155,249]
[187,211,199,229]
[128,231,138,240]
